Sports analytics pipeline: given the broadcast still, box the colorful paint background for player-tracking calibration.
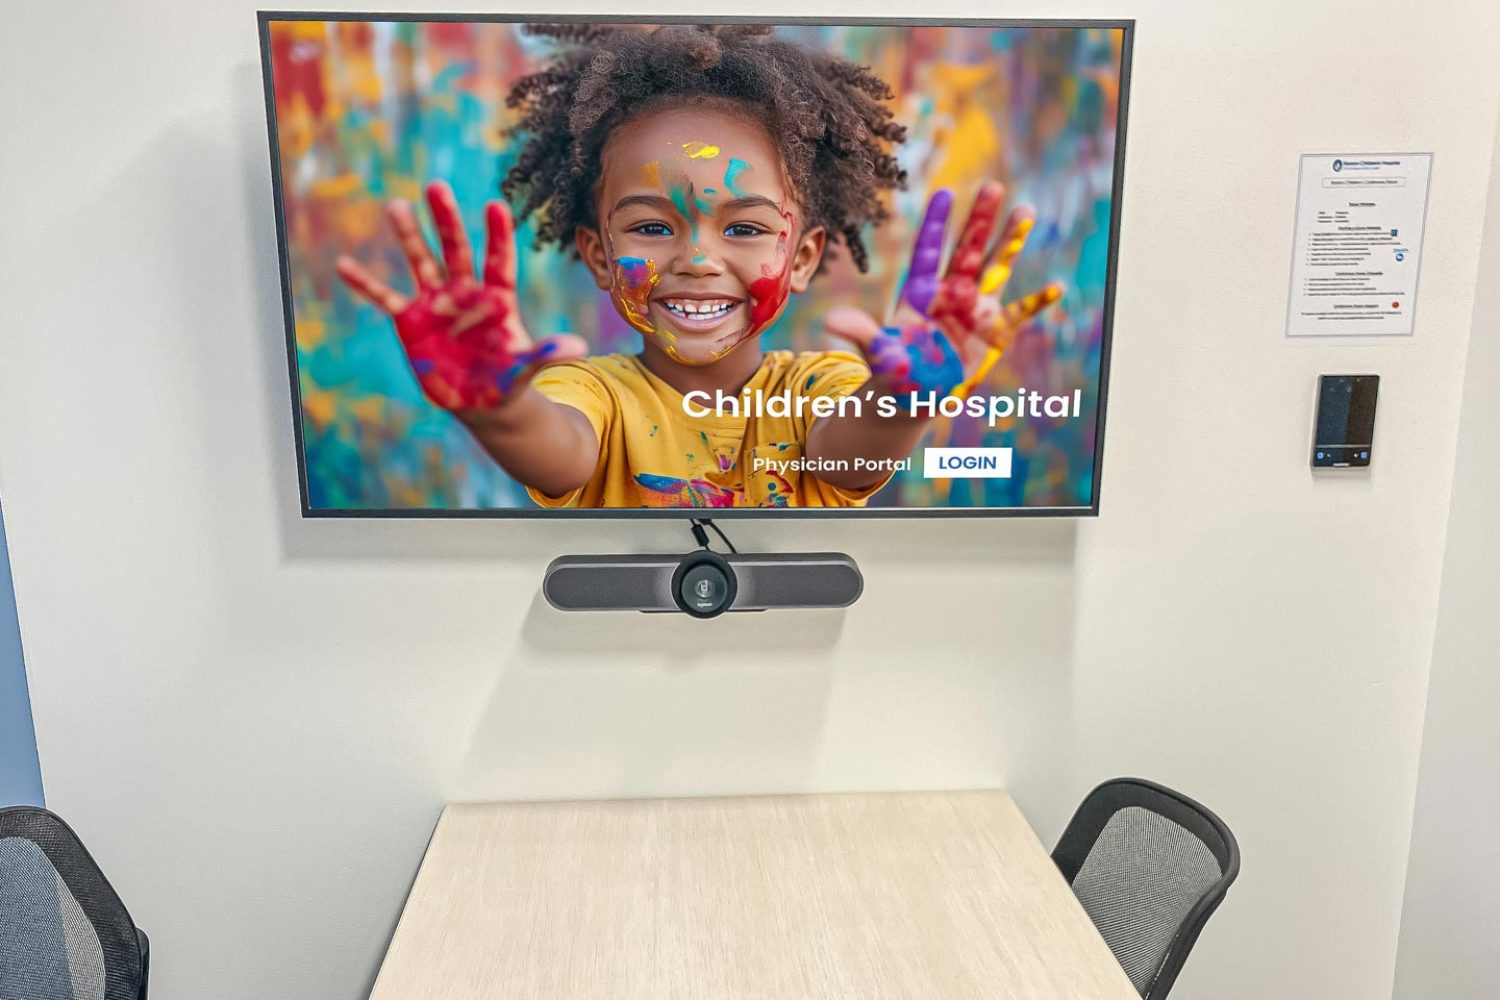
[266,20,1125,510]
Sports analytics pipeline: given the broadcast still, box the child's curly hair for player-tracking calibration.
[501,22,908,273]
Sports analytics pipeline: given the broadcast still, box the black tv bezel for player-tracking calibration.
[257,12,1133,520]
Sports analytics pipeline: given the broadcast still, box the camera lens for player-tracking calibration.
[682,563,727,607]
[672,551,737,618]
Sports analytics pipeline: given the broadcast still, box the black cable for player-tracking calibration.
[688,517,737,554]
[705,518,737,553]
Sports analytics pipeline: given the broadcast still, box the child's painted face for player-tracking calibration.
[577,106,826,367]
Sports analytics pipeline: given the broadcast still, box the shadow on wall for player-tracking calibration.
[441,514,1083,804]
[0,502,44,807]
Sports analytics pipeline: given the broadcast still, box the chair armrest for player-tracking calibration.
[136,927,150,1000]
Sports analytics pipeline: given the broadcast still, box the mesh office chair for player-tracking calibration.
[0,806,149,1000]
[1052,778,1239,1000]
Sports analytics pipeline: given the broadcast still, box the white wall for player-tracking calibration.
[0,3,1496,999]
[1391,109,1500,1000]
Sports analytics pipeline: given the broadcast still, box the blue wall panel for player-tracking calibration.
[0,501,44,806]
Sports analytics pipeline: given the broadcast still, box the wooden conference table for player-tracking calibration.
[368,790,1138,999]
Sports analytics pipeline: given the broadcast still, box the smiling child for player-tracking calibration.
[336,23,1062,508]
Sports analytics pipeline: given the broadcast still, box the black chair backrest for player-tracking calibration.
[1052,778,1239,1000]
[0,806,147,1000]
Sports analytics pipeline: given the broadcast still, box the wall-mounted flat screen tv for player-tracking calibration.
[259,14,1132,517]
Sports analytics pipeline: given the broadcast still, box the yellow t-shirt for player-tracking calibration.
[527,350,888,508]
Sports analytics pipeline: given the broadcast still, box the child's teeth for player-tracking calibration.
[667,300,732,318]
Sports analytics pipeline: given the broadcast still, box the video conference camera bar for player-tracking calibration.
[543,519,862,619]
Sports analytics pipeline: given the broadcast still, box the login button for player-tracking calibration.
[922,447,1014,478]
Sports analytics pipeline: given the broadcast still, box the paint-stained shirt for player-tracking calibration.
[527,350,889,508]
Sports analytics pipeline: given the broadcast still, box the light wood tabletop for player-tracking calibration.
[368,790,1138,1000]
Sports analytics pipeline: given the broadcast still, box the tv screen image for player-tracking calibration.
[259,16,1131,516]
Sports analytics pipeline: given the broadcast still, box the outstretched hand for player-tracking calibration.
[336,181,587,411]
[826,182,1064,397]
